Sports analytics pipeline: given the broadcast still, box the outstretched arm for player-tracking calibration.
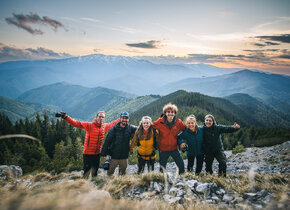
[104,118,120,132]
[64,115,90,130]
[218,122,240,133]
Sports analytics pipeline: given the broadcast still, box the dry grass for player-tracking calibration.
[0,171,289,210]
[140,171,165,185]
[0,175,217,210]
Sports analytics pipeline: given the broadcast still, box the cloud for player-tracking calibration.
[252,41,280,47]
[0,43,71,62]
[5,12,67,35]
[137,49,290,66]
[126,40,162,49]
[80,17,100,23]
[93,49,102,53]
[255,34,290,44]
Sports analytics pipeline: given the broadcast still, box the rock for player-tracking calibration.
[169,187,179,196]
[153,182,162,193]
[186,180,198,190]
[211,196,220,203]
[175,181,185,188]
[223,194,234,203]
[196,183,209,194]
[176,189,186,197]
[216,188,226,195]
[167,172,175,184]
[0,165,23,180]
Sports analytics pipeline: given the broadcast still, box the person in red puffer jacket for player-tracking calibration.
[58,111,120,177]
[153,103,187,174]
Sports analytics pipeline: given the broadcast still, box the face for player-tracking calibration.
[120,116,129,127]
[142,119,151,130]
[205,117,213,128]
[165,109,176,122]
[96,113,105,124]
[186,119,196,130]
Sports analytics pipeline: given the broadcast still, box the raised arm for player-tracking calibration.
[217,122,240,133]
[104,118,120,132]
[64,115,90,130]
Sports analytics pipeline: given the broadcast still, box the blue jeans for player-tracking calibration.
[159,150,185,174]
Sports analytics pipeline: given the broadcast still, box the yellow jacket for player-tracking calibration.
[130,130,157,160]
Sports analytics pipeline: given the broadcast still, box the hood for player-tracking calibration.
[204,114,216,128]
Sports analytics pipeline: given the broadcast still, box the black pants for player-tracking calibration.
[83,154,100,177]
[137,156,155,174]
[159,150,185,174]
[204,151,227,176]
[187,154,204,174]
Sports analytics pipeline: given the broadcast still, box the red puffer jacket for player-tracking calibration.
[64,116,120,155]
[153,116,186,151]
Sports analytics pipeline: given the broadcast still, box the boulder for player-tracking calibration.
[0,165,23,180]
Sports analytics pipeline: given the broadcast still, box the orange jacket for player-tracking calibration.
[64,116,120,155]
[130,130,157,160]
[153,116,186,151]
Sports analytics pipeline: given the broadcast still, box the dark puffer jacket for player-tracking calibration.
[177,126,204,156]
[101,122,137,159]
[203,121,237,154]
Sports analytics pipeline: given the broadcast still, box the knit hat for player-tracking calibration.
[205,114,216,124]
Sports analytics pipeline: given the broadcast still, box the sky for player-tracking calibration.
[0,0,289,75]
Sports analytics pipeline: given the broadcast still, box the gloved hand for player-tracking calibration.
[60,111,67,119]
[56,111,68,119]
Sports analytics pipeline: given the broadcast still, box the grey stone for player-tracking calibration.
[211,196,219,202]
[153,182,162,193]
[223,194,234,203]
[175,181,185,188]
[0,165,23,180]
[186,180,198,190]
[216,188,226,195]
[176,189,186,197]
[169,187,179,196]
[196,183,209,194]
[167,172,175,184]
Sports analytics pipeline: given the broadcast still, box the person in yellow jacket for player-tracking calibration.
[130,116,158,174]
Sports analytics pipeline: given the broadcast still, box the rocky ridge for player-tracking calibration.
[1,141,289,210]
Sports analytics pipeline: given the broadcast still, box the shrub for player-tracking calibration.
[232,142,246,154]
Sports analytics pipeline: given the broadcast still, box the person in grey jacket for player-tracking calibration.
[178,115,204,174]
[101,112,137,176]
[203,114,240,177]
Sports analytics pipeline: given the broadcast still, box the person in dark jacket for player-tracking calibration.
[101,112,137,176]
[178,115,204,174]
[203,114,240,177]
[153,103,187,174]
[57,111,119,178]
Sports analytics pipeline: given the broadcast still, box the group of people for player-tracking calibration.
[58,102,240,178]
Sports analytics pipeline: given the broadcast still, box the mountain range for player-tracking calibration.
[159,69,290,113]
[0,54,237,98]
[1,85,290,128]
[0,54,289,127]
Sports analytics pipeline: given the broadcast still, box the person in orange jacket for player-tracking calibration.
[152,103,187,174]
[130,116,158,174]
[57,111,120,177]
